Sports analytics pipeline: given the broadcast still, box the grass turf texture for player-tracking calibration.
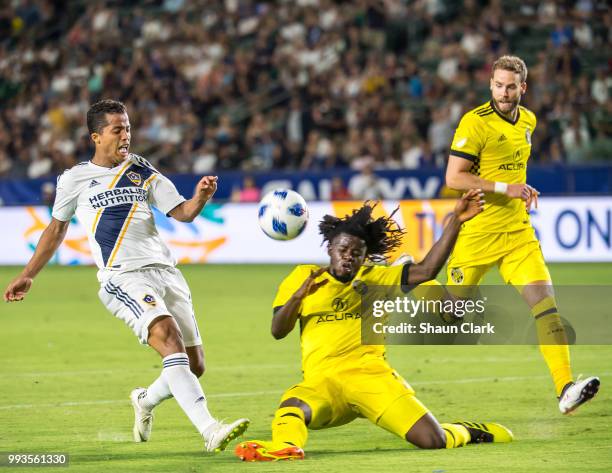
[1,263,611,473]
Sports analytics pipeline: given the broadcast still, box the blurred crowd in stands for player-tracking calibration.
[0,0,610,184]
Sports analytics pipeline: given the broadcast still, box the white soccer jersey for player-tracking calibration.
[52,154,186,281]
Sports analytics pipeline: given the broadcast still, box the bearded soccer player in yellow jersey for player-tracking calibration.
[445,55,599,414]
[235,194,515,462]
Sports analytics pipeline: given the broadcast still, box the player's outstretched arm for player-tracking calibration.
[169,176,218,222]
[271,267,328,339]
[4,218,69,302]
[407,190,484,285]
[446,155,534,201]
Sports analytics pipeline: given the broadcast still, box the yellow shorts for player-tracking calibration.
[279,357,429,438]
[447,227,551,288]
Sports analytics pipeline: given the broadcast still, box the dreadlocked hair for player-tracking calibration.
[319,202,405,262]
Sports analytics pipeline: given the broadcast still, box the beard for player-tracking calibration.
[493,96,520,115]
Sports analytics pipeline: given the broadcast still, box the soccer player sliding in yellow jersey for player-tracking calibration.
[235,193,514,462]
[445,55,599,414]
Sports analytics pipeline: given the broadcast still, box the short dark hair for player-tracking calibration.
[319,202,405,262]
[87,99,127,135]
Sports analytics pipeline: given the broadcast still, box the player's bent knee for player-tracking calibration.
[279,397,312,425]
[148,315,185,355]
[405,414,447,449]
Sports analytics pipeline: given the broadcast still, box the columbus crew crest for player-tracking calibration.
[525,127,531,145]
[332,298,348,312]
[450,268,464,284]
[127,171,142,186]
[352,279,368,295]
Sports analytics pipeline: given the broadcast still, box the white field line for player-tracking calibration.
[0,372,609,411]
[0,357,571,378]
[1,363,295,378]
[0,390,283,411]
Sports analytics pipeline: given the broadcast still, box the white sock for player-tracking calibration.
[140,375,173,412]
[161,353,216,436]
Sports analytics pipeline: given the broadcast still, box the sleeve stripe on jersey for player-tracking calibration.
[450,150,477,162]
[473,103,492,114]
[104,282,143,318]
[106,203,139,268]
[475,107,492,116]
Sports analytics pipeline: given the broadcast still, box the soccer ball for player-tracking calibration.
[258,189,309,241]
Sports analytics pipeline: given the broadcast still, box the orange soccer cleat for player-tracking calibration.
[235,440,305,462]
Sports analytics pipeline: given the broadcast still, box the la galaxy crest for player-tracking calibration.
[127,171,142,186]
[143,294,156,307]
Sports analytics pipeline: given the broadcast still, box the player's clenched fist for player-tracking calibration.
[195,176,218,202]
[4,276,32,302]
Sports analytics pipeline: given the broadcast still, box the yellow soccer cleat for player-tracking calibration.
[235,440,305,462]
[454,421,514,444]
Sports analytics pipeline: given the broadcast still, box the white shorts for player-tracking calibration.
[98,265,202,346]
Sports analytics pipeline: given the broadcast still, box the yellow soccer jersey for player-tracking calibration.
[450,101,537,233]
[272,264,406,375]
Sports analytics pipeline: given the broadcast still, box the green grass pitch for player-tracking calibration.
[1,263,611,473]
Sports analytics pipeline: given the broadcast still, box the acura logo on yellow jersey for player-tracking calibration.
[316,312,361,323]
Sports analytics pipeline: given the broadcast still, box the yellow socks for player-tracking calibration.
[531,296,573,395]
[271,406,308,448]
[440,423,471,448]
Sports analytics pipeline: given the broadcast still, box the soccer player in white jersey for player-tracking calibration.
[3,100,249,453]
